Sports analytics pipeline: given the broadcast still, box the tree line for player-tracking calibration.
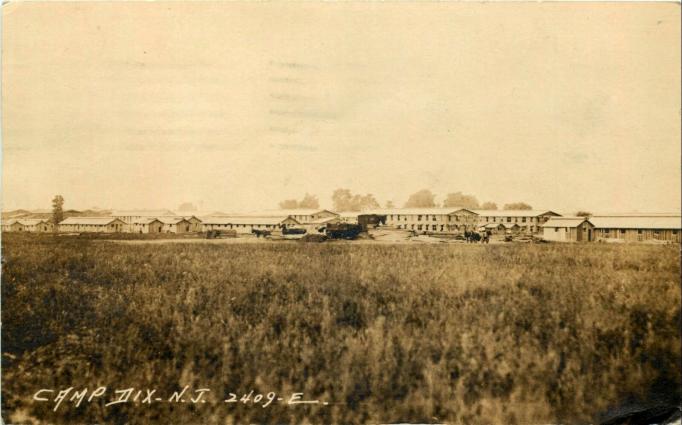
[279,189,535,212]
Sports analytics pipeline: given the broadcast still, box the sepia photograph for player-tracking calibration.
[1,1,680,424]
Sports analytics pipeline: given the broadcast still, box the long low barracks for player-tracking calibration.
[2,208,680,243]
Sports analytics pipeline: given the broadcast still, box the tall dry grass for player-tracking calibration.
[1,234,679,424]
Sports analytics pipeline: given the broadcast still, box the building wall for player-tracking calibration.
[202,221,291,233]
[543,227,569,242]
[59,222,124,233]
[384,212,478,233]
[186,218,201,232]
[543,222,594,242]
[594,228,680,242]
[131,221,163,233]
[477,214,553,234]
[22,223,53,232]
[3,223,24,232]
[161,221,191,233]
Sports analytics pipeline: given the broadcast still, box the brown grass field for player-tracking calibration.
[1,233,679,424]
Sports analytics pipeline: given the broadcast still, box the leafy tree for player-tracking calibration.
[332,189,379,211]
[576,211,592,217]
[503,202,533,210]
[177,202,197,212]
[279,199,299,209]
[481,202,498,210]
[299,193,320,209]
[404,189,436,208]
[332,189,353,211]
[354,194,379,211]
[279,193,320,209]
[51,195,64,227]
[443,192,480,209]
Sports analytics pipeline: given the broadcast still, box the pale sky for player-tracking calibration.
[2,2,680,213]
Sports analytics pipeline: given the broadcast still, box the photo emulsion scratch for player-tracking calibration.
[1,2,680,424]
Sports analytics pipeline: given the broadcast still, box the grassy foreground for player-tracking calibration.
[1,234,680,424]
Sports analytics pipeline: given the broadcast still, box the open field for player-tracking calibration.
[1,233,679,424]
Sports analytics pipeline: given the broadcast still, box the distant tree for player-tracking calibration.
[443,192,480,209]
[332,189,353,212]
[481,202,498,210]
[332,189,379,211]
[299,193,320,209]
[279,194,319,209]
[51,195,64,226]
[279,199,299,209]
[385,200,395,209]
[353,194,379,211]
[503,202,532,210]
[404,189,437,208]
[576,211,592,217]
[177,202,197,212]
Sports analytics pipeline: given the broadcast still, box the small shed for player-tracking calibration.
[542,217,594,242]
[17,219,54,232]
[130,218,164,233]
[1,219,24,232]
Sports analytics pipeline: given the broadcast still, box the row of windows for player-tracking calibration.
[206,224,279,229]
[386,215,544,224]
[485,216,544,223]
[601,229,678,235]
[388,215,471,222]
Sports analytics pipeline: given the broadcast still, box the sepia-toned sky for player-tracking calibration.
[2,2,680,213]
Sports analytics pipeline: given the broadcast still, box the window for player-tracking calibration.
[674,230,678,235]
[522,217,526,223]
[418,215,422,221]
[620,229,625,234]
[433,216,436,221]
[555,228,559,232]
[507,217,512,223]
[605,229,610,234]
[418,225,423,230]
[432,225,437,231]
[638,229,642,234]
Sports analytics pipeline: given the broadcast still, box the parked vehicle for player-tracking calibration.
[326,223,363,240]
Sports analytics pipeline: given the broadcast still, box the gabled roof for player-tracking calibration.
[473,209,561,217]
[202,216,300,225]
[309,216,341,225]
[171,215,202,222]
[245,209,339,217]
[17,219,51,226]
[60,217,125,225]
[111,210,175,217]
[156,216,190,225]
[483,222,504,229]
[542,217,590,228]
[172,211,224,218]
[131,218,162,225]
[364,207,477,216]
[590,216,681,230]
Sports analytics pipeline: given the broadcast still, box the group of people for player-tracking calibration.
[464,230,492,244]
